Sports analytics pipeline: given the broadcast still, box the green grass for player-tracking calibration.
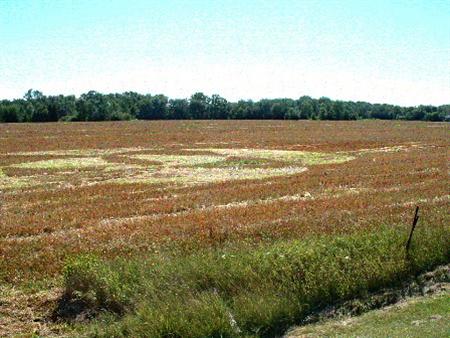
[62,224,449,337]
[11,157,108,170]
[288,292,450,337]
[0,174,34,190]
[194,158,285,168]
[109,166,308,186]
[128,154,224,166]
[194,148,355,165]
[9,147,153,157]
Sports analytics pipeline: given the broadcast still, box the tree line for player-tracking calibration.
[0,89,448,123]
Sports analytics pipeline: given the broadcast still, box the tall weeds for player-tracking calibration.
[63,223,449,337]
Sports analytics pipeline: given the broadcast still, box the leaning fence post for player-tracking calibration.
[405,206,419,257]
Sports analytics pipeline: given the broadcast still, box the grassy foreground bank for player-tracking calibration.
[62,224,449,337]
[287,291,450,337]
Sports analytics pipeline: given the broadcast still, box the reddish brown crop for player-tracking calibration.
[0,120,448,283]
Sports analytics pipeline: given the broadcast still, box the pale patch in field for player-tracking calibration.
[326,186,374,196]
[6,147,155,157]
[11,157,109,170]
[3,147,353,190]
[356,146,409,154]
[413,168,440,174]
[346,143,428,155]
[0,175,35,190]
[129,154,224,167]
[390,195,450,208]
[161,166,308,183]
[109,166,308,186]
[194,141,240,145]
[102,162,145,172]
[189,148,355,165]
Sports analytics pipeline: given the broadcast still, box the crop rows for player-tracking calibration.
[0,121,447,284]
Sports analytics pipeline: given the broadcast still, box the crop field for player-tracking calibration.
[0,120,449,336]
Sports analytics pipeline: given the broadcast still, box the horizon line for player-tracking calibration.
[2,89,449,108]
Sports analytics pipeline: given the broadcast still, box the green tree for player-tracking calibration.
[209,94,230,119]
[168,99,190,119]
[0,104,19,122]
[297,96,314,119]
[189,93,210,119]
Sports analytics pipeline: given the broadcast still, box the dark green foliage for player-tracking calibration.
[209,94,230,119]
[63,224,449,337]
[0,103,20,122]
[137,94,168,120]
[1,89,448,122]
[189,92,210,119]
[168,98,190,119]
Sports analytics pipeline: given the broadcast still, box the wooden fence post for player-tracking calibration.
[405,206,419,256]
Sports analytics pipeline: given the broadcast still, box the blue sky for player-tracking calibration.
[1,0,449,105]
